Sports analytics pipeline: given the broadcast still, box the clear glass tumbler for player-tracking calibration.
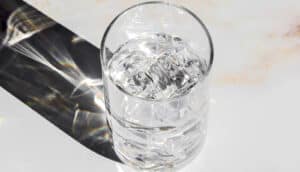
[100,1,214,171]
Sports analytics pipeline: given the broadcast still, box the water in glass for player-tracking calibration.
[104,33,209,171]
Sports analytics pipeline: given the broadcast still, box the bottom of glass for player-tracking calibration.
[109,117,207,172]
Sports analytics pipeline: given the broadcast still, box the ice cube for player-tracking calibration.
[108,33,207,100]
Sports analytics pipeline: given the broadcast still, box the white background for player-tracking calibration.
[1,0,300,171]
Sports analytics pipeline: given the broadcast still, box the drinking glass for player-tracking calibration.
[100,1,214,171]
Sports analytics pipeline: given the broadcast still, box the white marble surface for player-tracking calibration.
[4,0,300,171]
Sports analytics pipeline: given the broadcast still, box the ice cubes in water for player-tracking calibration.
[108,33,207,100]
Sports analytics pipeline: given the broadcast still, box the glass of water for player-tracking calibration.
[100,1,214,171]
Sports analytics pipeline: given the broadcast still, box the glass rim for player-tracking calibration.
[100,0,214,74]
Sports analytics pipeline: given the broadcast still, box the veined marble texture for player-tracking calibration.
[25,0,300,85]
[22,0,300,171]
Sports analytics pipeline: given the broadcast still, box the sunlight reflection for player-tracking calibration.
[2,6,104,103]
[2,5,55,46]
[0,5,117,161]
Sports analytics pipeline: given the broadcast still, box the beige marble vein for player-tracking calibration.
[20,1,300,171]
[25,0,300,87]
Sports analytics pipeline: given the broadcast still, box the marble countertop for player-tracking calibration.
[2,0,300,171]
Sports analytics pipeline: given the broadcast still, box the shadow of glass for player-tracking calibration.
[0,2,120,162]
